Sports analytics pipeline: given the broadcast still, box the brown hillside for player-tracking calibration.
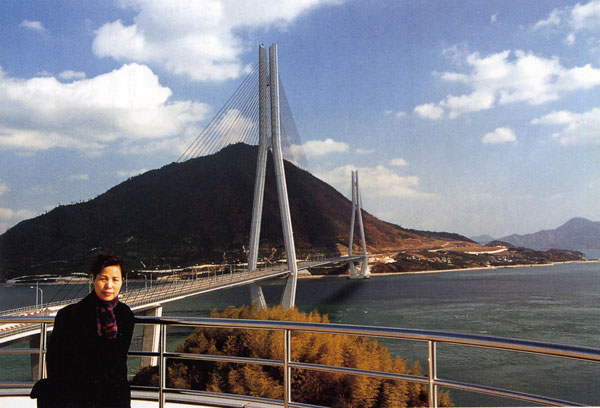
[0,144,473,279]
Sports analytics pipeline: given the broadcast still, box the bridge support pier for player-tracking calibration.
[348,171,370,279]
[140,306,162,368]
[250,283,267,309]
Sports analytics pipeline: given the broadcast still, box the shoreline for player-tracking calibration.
[298,259,600,279]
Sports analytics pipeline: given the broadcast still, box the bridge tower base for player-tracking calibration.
[248,44,299,310]
[348,171,370,279]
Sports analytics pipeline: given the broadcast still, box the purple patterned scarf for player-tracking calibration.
[96,297,119,340]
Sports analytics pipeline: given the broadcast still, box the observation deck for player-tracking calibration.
[1,315,599,407]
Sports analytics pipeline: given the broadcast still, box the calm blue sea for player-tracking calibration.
[2,260,599,406]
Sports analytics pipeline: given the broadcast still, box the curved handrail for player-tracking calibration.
[0,315,599,407]
[134,315,600,362]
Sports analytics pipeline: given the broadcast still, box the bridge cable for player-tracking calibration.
[234,96,259,147]
[196,69,258,157]
[279,78,309,171]
[179,63,258,161]
[183,69,257,159]
[212,80,259,153]
[177,64,259,162]
[191,71,257,158]
[176,67,309,174]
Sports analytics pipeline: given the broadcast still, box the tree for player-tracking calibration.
[132,305,453,407]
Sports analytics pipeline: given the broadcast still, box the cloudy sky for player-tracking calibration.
[1,0,600,239]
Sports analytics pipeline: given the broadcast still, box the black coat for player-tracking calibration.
[39,292,134,408]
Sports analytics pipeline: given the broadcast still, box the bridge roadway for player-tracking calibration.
[0,255,365,346]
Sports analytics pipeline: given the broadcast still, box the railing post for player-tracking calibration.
[428,340,438,408]
[141,307,162,368]
[283,329,291,408]
[159,323,166,408]
[39,322,47,380]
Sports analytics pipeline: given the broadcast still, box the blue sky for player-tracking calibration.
[1,0,600,239]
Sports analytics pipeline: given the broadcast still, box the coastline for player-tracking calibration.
[298,259,600,279]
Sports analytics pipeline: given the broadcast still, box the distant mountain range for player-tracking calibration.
[472,217,600,251]
[0,143,473,280]
[470,234,496,245]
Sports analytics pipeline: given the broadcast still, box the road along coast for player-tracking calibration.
[297,259,600,279]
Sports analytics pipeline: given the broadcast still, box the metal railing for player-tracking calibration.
[1,315,599,407]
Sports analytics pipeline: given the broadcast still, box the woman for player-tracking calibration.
[33,253,135,407]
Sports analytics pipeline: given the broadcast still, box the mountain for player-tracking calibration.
[0,143,473,280]
[500,217,600,251]
[471,234,495,245]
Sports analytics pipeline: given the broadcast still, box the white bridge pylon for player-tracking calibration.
[247,44,300,310]
[348,170,371,279]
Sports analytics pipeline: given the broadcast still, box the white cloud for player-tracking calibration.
[0,181,8,196]
[389,158,408,166]
[417,50,600,119]
[66,173,90,182]
[25,185,57,196]
[414,103,444,119]
[0,207,35,222]
[115,168,149,179]
[533,8,563,30]
[292,138,349,157]
[533,1,600,44]
[0,207,36,233]
[570,0,600,32]
[355,148,375,155]
[59,70,87,81]
[531,110,578,126]
[92,0,340,82]
[442,44,469,66]
[385,110,406,118]
[482,127,516,144]
[555,64,600,90]
[118,135,193,156]
[532,107,600,145]
[440,72,469,82]
[0,64,209,154]
[443,90,495,119]
[316,165,434,199]
[0,208,29,219]
[20,20,46,32]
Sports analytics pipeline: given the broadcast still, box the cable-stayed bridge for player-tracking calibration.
[0,255,364,347]
[0,45,371,375]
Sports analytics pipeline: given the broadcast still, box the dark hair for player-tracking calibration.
[91,253,124,280]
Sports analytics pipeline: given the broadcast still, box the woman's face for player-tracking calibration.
[93,265,123,302]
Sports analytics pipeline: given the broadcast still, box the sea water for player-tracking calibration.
[2,261,599,406]
[159,262,600,406]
